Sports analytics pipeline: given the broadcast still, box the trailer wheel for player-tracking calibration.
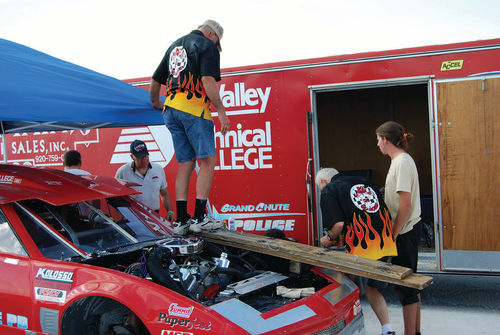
[61,296,150,335]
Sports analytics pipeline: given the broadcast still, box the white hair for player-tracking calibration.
[315,168,339,187]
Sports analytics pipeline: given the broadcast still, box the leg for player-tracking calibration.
[402,302,418,335]
[365,286,390,325]
[416,293,421,333]
[196,155,217,199]
[392,224,421,335]
[176,160,195,200]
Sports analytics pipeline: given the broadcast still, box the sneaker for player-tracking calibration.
[173,218,191,235]
[189,214,223,232]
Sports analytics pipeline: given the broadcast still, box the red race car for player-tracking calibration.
[0,164,365,335]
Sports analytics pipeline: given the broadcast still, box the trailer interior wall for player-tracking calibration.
[315,84,432,196]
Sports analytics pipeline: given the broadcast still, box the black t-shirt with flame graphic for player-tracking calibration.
[320,174,397,260]
[153,30,220,121]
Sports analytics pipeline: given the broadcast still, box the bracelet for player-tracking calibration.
[168,210,174,215]
[326,233,334,241]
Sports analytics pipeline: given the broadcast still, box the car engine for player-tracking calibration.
[95,235,328,311]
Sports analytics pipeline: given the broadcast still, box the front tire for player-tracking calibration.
[61,296,149,335]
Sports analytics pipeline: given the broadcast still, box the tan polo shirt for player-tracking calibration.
[384,152,421,235]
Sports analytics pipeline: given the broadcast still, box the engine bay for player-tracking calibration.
[82,236,330,311]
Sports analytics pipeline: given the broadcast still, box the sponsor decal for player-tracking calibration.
[212,202,303,232]
[232,219,295,231]
[35,287,67,304]
[6,313,16,327]
[215,121,272,171]
[110,126,174,167]
[350,184,379,213]
[219,82,272,115]
[221,203,290,213]
[6,129,99,167]
[161,331,193,335]
[45,181,62,186]
[168,303,194,318]
[0,175,21,184]
[158,313,211,331]
[440,59,464,71]
[35,268,74,284]
[353,299,362,316]
[0,311,2,325]
[4,258,19,265]
[5,313,28,329]
[17,315,28,330]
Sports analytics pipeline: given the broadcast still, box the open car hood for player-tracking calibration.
[0,164,139,205]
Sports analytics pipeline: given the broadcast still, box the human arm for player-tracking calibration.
[201,75,229,135]
[392,191,412,238]
[320,221,345,248]
[160,187,174,222]
[149,79,164,110]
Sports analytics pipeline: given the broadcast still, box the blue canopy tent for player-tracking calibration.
[0,38,163,134]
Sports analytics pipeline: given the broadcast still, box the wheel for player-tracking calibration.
[61,296,150,335]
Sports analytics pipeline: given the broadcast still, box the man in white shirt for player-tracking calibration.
[115,140,174,222]
[63,150,91,175]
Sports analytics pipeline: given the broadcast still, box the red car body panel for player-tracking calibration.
[0,165,364,335]
[0,164,139,205]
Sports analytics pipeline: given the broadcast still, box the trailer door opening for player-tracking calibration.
[314,83,434,254]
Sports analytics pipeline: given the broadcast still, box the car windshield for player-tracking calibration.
[17,197,171,258]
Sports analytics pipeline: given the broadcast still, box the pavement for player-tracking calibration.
[361,273,500,334]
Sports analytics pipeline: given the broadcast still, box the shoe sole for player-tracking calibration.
[189,220,223,233]
[189,224,202,233]
[173,225,190,235]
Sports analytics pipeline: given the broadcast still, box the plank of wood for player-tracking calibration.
[196,230,433,290]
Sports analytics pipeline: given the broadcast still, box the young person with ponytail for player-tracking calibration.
[376,121,422,335]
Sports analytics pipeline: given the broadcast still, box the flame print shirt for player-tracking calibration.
[153,30,221,121]
[320,174,397,260]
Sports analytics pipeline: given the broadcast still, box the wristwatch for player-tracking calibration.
[324,230,334,241]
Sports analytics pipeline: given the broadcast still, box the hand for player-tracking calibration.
[218,113,230,135]
[151,99,163,110]
[320,235,336,248]
[166,210,175,222]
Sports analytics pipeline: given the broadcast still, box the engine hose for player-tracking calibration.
[227,254,256,272]
[215,266,246,281]
[242,252,269,270]
[146,247,187,296]
[203,242,223,257]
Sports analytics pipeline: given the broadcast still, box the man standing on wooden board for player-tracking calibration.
[149,19,229,235]
[316,167,398,335]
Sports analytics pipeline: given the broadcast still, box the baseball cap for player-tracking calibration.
[130,139,149,158]
[201,19,223,52]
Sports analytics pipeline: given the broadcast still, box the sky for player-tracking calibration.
[1,0,500,80]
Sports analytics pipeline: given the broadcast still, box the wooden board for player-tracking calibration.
[437,78,500,251]
[196,230,433,290]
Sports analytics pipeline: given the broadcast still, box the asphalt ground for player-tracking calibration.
[361,273,500,334]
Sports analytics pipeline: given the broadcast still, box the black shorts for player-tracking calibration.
[347,257,390,296]
[392,221,422,305]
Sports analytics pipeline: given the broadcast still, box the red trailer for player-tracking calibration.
[3,38,500,273]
